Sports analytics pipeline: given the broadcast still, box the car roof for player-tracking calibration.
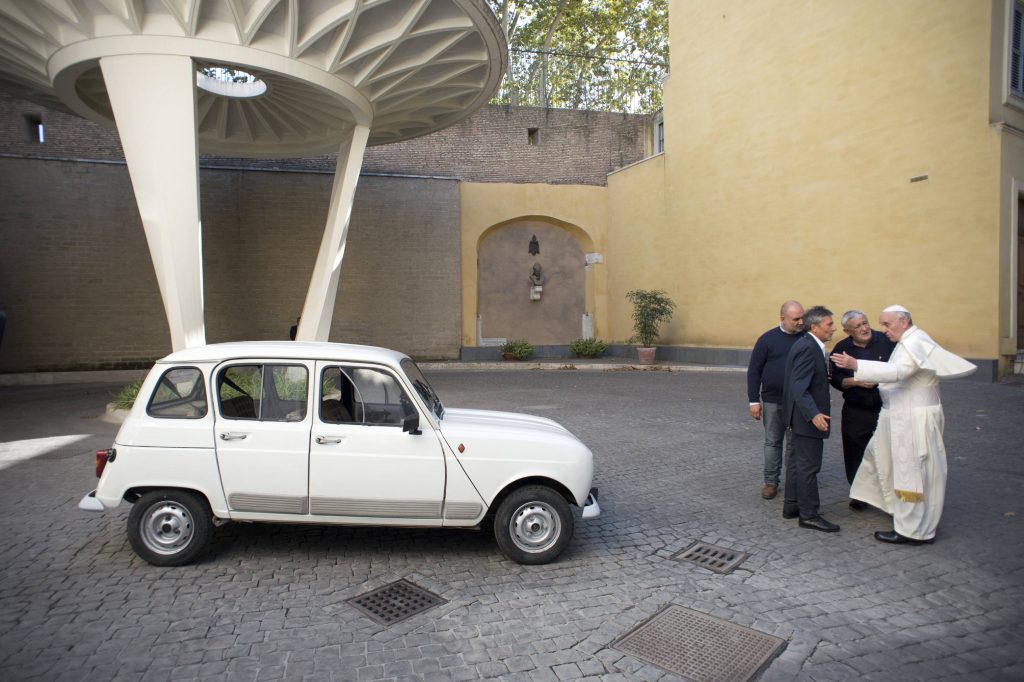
[157,341,410,366]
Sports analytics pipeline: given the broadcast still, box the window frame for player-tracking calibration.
[216,362,310,422]
[318,364,416,428]
[146,366,209,420]
[1012,1,1024,100]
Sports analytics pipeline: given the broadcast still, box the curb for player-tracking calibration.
[419,361,745,373]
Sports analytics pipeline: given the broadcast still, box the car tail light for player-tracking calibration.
[95,448,115,478]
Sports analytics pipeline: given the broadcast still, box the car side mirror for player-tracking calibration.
[402,411,421,435]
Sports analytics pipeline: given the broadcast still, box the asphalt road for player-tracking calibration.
[0,369,1021,681]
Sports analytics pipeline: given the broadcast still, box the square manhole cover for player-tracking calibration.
[613,604,786,682]
[347,579,447,625]
[672,541,747,574]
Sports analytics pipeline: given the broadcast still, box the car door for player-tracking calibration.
[213,360,313,516]
[308,362,446,523]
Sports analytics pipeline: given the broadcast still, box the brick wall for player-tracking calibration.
[361,105,648,185]
[1,94,649,185]
[0,159,461,371]
[0,92,646,371]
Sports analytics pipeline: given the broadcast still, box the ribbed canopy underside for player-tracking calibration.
[0,0,506,155]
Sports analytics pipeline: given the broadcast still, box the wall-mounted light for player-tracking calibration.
[528,235,539,255]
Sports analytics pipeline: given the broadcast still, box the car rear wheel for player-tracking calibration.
[127,490,212,566]
[493,485,574,565]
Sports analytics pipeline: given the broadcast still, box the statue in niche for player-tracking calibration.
[529,235,540,256]
[529,263,544,301]
[529,263,545,286]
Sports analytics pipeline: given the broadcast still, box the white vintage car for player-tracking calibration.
[80,341,599,566]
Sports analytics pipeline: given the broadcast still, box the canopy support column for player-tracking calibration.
[296,125,371,342]
[100,54,205,350]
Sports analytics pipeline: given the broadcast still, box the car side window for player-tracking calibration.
[264,365,308,422]
[147,367,208,419]
[349,367,414,427]
[320,366,414,427]
[218,364,308,422]
[320,367,359,424]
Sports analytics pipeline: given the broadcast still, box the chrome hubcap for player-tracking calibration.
[509,501,560,553]
[140,501,194,555]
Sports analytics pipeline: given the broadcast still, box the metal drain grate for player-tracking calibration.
[671,541,747,574]
[347,579,446,625]
[613,604,786,682]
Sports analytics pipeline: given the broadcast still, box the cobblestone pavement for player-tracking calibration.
[1,371,1022,681]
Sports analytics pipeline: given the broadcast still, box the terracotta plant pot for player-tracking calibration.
[637,347,656,365]
[502,352,517,361]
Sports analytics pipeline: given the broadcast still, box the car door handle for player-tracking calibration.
[219,432,248,441]
[315,435,345,445]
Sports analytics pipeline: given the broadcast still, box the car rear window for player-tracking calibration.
[147,367,208,419]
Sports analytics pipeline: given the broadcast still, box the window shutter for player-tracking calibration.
[1013,4,1024,95]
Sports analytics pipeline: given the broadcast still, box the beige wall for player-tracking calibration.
[606,154,667,343]
[460,183,609,345]
[604,0,1005,358]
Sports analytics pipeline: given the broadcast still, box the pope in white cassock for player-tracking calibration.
[830,306,975,545]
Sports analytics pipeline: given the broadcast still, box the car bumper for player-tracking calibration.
[78,490,105,512]
[581,487,601,520]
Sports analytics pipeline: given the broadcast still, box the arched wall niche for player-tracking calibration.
[476,216,595,346]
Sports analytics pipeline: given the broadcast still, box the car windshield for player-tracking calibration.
[401,358,444,420]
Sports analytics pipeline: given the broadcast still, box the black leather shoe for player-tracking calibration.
[799,515,840,532]
[873,530,933,545]
[849,500,867,511]
[782,508,800,519]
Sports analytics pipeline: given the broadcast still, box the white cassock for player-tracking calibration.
[849,326,975,540]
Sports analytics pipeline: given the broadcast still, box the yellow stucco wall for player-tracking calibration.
[606,154,667,343]
[460,182,610,345]
[605,0,1003,357]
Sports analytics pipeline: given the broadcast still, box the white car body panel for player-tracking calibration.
[438,408,594,507]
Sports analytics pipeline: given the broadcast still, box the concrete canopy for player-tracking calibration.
[0,0,506,155]
[0,0,506,348]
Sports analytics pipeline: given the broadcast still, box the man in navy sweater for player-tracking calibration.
[747,300,805,500]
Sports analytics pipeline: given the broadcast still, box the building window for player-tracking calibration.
[1012,2,1024,98]
[24,115,43,143]
[527,127,540,145]
[651,111,664,154]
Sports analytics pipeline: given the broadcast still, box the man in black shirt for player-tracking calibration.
[747,300,805,500]
[828,310,895,509]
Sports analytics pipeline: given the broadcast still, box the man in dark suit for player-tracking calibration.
[781,305,839,532]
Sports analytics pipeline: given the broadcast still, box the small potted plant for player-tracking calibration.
[626,289,676,365]
[500,339,533,361]
[569,337,609,359]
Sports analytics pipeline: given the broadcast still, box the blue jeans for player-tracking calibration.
[761,401,792,486]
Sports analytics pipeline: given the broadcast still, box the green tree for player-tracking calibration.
[488,0,667,114]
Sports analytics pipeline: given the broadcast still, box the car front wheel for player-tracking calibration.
[493,485,574,565]
[127,490,212,566]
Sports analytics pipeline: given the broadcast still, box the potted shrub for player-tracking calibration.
[569,337,609,358]
[625,289,676,365]
[500,339,533,361]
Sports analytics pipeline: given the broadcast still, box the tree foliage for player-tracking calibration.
[487,0,668,114]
